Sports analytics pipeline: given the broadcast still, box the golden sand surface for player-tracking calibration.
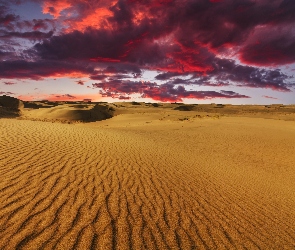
[0,103,295,249]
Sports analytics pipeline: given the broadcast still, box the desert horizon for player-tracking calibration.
[1,1,295,249]
[1,95,295,249]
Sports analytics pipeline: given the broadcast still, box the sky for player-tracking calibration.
[0,0,295,104]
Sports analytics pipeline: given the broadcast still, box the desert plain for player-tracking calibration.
[0,97,295,249]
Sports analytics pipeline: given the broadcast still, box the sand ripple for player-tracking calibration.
[0,119,295,249]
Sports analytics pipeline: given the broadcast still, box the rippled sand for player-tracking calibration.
[0,111,295,249]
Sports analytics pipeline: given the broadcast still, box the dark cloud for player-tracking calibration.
[156,58,294,92]
[0,13,18,26]
[0,30,53,40]
[141,83,249,102]
[118,95,131,100]
[0,48,20,61]
[0,60,95,79]
[93,80,156,95]
[239,28,295,66]
[0,3,56,53]
[34,28,137,61]
[155,72,183,80]
[6,0,295,66]
[103,64,142,74]
[55,94,76,99]
[4,81,16,85]
[89,64,142,80]
[32,0,295,74]
[0,91,15,95]
[0,5,19,26]
[103,66,128,74]
[93,80,249,102]
[90,74,108,81]
[174,0,295,49]
[263,95,278,100]
[32,19,54,30]
[194,80,230,87]
[76,80,85,85]
[210,58,293,92]
[34,26,168,67]
[14,19,56,31]
[107,74,131,80]
[1,0,295,102]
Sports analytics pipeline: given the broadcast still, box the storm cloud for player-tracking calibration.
[1,0,295,102]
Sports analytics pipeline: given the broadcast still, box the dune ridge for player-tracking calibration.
[19,103,115,123]
[1,115,295,249]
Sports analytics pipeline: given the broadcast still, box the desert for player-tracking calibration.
[2,0,295,249]
[0,96,295,249]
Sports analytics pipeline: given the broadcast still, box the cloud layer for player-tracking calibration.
[93,80,249,102]
[0,0,295,101]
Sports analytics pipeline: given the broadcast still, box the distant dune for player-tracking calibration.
[0,95,24,118]
[0,97,295,249]
[1,96,295,122]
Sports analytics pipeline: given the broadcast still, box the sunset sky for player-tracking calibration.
[0,0,295,104]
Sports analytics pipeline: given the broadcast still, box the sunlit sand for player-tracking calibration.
[1,98,295,249]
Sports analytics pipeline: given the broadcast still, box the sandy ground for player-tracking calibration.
[0,102,295,249]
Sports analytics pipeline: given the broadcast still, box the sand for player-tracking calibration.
[0,101,295,249]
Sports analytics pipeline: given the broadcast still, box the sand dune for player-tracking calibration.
[0,101,295,249]
[0,96,24,118]
[20,103,115,123]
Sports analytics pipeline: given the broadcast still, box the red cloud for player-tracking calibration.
[41,0,116,32]
[42,1,72,18]
[32,0,295,72]
[163,41,215,73]
[1,0,295,102]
